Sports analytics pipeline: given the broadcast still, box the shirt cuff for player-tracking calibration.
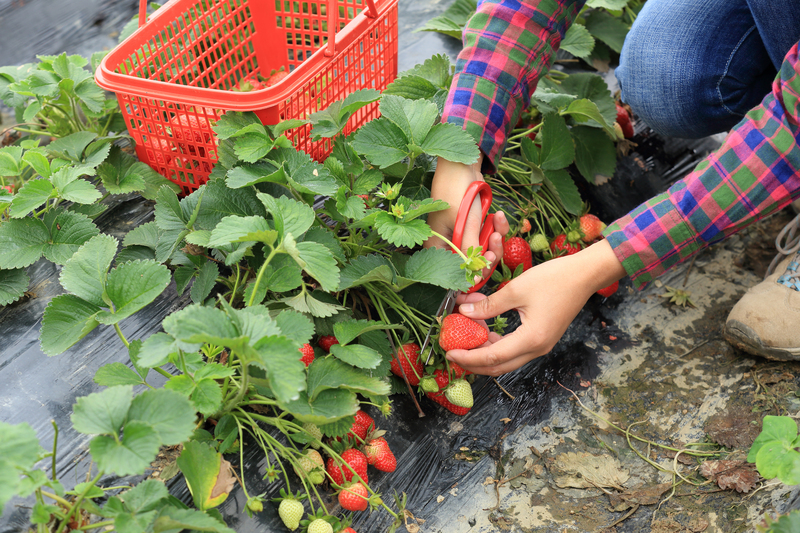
[441,72,523,174]
[602,191,702,289]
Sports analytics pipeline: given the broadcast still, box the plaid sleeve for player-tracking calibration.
[604,41,800,289]
[441,0,584,172]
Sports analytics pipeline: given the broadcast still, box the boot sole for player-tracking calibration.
[724,320,800,362]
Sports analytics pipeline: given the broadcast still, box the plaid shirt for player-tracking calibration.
[605,43,800,288]
[442,0,800,288]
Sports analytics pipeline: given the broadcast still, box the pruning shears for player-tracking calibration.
[420,181,500,364]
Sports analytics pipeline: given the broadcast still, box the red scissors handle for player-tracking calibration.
[450,181,501,293]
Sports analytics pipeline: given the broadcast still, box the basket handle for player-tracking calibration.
[139,0,148,28]
[325,0,379,57]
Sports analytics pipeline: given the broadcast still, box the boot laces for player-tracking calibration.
[767,213,800,289]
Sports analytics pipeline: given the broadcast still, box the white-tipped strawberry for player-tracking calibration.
[445,379,473,408]
[278,499,304,531]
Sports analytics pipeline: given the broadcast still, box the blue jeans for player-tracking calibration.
[615,0,800,138]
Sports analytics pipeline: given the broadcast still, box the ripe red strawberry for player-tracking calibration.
[299,343,315,367]
[503,236,533,273]
[327,449,368,485]
[450,361,470,378]
[520,218,531,233]
[550,234,581,256]
[526,124,537,141]
[170,114,212,158]
[497,280,510,291]
[439,313,488,352]
[364,437,396,472]
[318,335,339,353]
[357,194,369,206]
[426,390,471,416]
[390,343,423,385]
[341,528,357,533]
[235,74,265,92]
[338,482,368,512]
[150,138,176,168]
[342,410,374,443]
[353,410,374,432]
[267,70,290,86]
[615,102,634,138]
[3,184,14,194]
[597,280,619,298]
[579,214,606,242]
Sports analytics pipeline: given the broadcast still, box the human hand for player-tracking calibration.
[444,240,626,375]
[424,157,509,281]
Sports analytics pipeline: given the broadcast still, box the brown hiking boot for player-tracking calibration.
[724,214,800,361]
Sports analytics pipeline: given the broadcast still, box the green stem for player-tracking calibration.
[54,472,102,533]
[247,246,278,307]
[76,520,114,531]
[40,491,72,508]
[429,230,469,263]
[230,264,241,305]
[113,324,129,348]
[50,420,58,481]
[235,418,250,500]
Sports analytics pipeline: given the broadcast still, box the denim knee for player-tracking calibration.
[615,0,776,139]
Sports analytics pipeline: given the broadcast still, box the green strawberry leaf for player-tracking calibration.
[59,233,117,306]
[571,125,617,184]
[303,227,346,263]
[0,421,44,469]
[71,385,133,436]
[281,290,343,318]
[338,254,396,289]
[128,389,200,446]
[275,310,315,346]
[51,166,102,204]
[90,420,161,476]
[383,75,440,101]
[380,95,439,145]
[0,146,23,176]
[45,132,97,162]
[259,193,315,240]
[43,209,100,265]
[137,332,183,369]
[164,375,223,416]
[559,72,616,130]
[97,146,148,195]
[544,169,583,216]
[39,294,101,355]
[0,268,30,306]
[584,9,629,53]
[8,178,54,218]
[400,54,453,89]
[207,215,276,248]
[0,217,49,269]
[95,260,171,325]
[539,113,575,170]
[153,507,235,533]
[279,388,359,425]
[213,111,263,141]
[333,319,400,346]
[286,240,340,292]
[748,415,799,462]
[403,246,471,291]
[94,363,147,387]
[268,147,338,196]
[176,441,232,511]
[225,160,285,189]
[329,344,383,369]
[305,357,391,400]
[190,260,219,304]
[414,0,477,39]
[123,221,160,250]
[560,23,595,59]
[118,479,169,514]
[374,211,432,248]
[309,89,382,139]
[350,118,409,168]
[418,123,480,164]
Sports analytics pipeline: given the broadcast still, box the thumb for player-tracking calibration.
[457,289,518,320]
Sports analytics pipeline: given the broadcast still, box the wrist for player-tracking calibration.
[572,239,627,292]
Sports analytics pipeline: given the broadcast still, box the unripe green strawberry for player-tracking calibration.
[308,518,334,533]
[278,499,304,531]
[567,230,582,243]
[529,233,549,253]
[302,422,323,448]
[247,498,263,513]
[293,449,325,485]
[420,375,439,393]
[445,379,474,408]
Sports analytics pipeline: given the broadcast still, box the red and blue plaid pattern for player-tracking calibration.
[605,43,800,288]
[441,0,583,171]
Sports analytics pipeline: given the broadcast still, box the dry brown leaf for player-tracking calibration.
[551,452,629,490]
[699,460,760,493]
[211,458,236,500]
[607,483,671,512]
[704,405,762,449]
[687,517,710,532]
[761,372,794,385]
[662,448,696,466]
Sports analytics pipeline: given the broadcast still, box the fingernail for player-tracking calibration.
[460,303,473,313]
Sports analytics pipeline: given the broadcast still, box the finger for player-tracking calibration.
[493,211,509,236]
[456,287,520,320]
[461,196,484,252]
[447,327,541,376]
[455,292,487,305]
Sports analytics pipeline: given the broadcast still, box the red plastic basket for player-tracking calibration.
[95,0,398,194]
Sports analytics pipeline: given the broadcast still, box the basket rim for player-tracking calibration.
[95,0,398,110]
